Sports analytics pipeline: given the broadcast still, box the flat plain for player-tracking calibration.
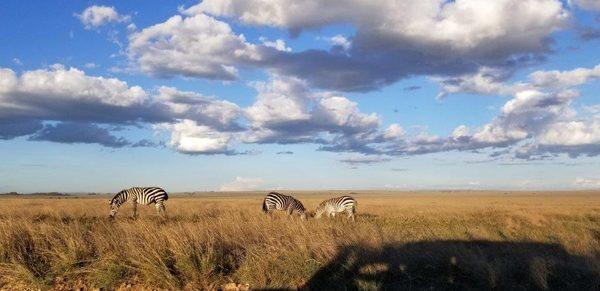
[0,190,599,290]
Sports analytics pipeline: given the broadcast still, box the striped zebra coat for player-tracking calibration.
[108,187,168,218]
[314,195,357,221]
[262,192,307,219]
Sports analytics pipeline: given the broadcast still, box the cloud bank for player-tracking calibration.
[1,61,599,159]
[124,0,569,92]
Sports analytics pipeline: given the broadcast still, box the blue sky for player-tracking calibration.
[1,0,600,193]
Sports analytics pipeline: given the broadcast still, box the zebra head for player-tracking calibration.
[108,191,123,218]
[313,211,324,219]
[300,212,307,220]
[313,204,326,219]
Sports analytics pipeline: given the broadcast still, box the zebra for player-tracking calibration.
[313,195,357,221]
[262,192,307,219]
[108,187,168,218]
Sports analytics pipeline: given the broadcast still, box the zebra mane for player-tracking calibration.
[315,198,329,211]
[110,190,126,206]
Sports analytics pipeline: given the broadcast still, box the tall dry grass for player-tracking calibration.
[0,191,598,290]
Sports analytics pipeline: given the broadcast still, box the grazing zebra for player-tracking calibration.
[314,195,357,221]
[262,192,307,219]
[108,187,168,218]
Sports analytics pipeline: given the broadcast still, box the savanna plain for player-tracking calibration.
[0,191,599,290]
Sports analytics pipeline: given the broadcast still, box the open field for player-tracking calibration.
[0,191,599,290]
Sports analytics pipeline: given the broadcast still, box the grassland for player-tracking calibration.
[0,191,599,290]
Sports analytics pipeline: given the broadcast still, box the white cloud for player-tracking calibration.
[384,124,405,140]
[325,34,351,50]
[529,64,600,89]
[76,6,130,29]
[127,0,570,92]
[0,65,245,149]
[381,80,600,159]
[156,119,234,154]
[538,120,600,146]
[243,75,381,145]
[313,95,379,131]
[468,90,578,146]
[189,0,567,55]
[245,76,311,128]
[437,64,600,98]
[1,58,598,160]
[0,65,146,108]
[259,37,291,52]
[435,67,524,99]
[219,176,264,191]
[574,177,600,188]
[157,86,242,130]
[127,23,137,32]
[128,13,261,80]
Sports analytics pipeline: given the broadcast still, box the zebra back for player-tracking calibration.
[263,192,306,213]
[110,187,168,206]
[316,195,356,212]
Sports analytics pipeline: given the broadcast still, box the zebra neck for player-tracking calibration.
[117,192,131,206]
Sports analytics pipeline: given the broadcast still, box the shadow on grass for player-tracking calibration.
[305,240,599,290]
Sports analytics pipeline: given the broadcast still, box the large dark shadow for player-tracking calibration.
[305,240,599,290]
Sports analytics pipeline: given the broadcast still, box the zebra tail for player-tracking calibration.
[262,198,268,213]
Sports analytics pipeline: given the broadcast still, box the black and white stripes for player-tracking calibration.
[262,192,307,219]
[314,195,357,221]
[108,187,169,218]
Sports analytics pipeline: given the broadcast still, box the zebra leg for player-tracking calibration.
[262,204,273,218]
[155,201,166,218]
[132,201,138,219]
[346,208,355,222]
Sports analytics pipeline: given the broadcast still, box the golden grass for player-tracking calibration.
[0,191,599,290]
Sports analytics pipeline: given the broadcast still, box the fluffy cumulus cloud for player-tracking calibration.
[156,65,599,158]
[395,65,600,159]
[167,0,569,91]
[0,65,244,151]
[127,13,261,80]
[455,90,579,151]
[242,75,383,151]
[529,64,600,89]
[76,5,130,29]
[436,64,600,98]
[156,86,242,131]
[155,120,235,155]
[1,60,598,159]
[0,65,149,128]
[435,67,520,99]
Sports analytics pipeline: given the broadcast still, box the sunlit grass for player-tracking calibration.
[0,191,598,289]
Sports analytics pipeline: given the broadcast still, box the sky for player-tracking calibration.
[1,0,600,193]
